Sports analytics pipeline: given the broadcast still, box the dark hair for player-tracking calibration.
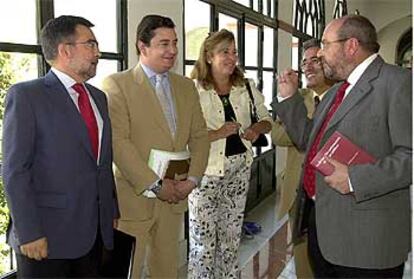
[338,15,380,53]
[135,15,175,55]
[190,29,245,90]
[303,38,320,52]
[40,15,94,63]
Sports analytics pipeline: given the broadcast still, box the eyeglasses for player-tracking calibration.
[66,40,99,50]
[300,57,322,69]
[321,38,350,50]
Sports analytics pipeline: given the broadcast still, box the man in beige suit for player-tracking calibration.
[101,15,209,278]
[272,39,334,278]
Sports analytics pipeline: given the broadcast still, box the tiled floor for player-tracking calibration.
[239,192,293,279]
[181,191,412,278]
[238,192,412,279]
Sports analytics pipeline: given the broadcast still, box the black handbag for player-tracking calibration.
[245,79,269,147]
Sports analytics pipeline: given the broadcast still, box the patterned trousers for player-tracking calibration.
[188,153,251,279]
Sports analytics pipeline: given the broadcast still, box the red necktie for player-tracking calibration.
[303,81,350,198]
[72,83,99,160]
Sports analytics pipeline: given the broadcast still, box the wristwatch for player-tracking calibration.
[150,179,163,195]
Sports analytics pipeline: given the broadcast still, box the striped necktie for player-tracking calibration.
[155,74,176,136]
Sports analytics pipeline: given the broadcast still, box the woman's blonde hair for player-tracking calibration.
[190,29,245,90]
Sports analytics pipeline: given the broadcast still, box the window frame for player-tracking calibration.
[0,0,128,77]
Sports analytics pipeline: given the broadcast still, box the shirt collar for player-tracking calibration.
[51,67,79,90]
[140,63,168,82]
[311,87,330,101]
[347,53,378,87]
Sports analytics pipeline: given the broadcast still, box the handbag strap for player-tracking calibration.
[245,79,259,120]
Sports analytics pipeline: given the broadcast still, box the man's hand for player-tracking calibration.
[113,219,119,229]
[156,179,180,204]
[20,237,48,261]
[277,69,299,98]
[324,157,351,194]
[175,179,196,200]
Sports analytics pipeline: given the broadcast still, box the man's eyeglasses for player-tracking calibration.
[321,38,350,50]
[66,40,99,50]
[300,57,322,69]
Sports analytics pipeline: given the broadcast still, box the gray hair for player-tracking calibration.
[40,15,94,63]
[303,38,320,53]
[337,15,380,53]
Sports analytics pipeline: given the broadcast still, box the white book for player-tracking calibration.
[148,149,190,179]
[144,149,191,198]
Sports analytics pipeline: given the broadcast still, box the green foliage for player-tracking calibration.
[0,52,34,274]
[185,27,209,60]
[0,52,14,121]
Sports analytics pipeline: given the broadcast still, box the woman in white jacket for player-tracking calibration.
[188,29,272,278]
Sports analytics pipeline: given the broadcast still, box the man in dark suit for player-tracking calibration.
[2,15,119,278]
[274,15,411,278]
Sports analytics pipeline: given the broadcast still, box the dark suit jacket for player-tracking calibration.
[2,71,119,259]
[274,56,412,268]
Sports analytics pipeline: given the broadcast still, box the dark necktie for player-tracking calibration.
[314,95,320,110]
[303,81,350,198]
[72,83,99,160]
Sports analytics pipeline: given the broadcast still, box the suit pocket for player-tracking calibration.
[171,199,188,214]
[116,178,154,221]
[36,192,68,208]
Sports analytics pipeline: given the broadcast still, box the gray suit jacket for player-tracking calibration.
[2,71,119,259]
[273,56,412,268]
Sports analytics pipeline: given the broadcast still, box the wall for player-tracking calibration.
[378,16,412,64]
[128,0,184,73]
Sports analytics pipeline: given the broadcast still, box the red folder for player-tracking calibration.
[310,131,376,176]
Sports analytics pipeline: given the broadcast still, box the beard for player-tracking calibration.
[78,62,98,81]
[322,61,341,81]
[69,57,98,82]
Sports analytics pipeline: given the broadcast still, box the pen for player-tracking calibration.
[231,117,244,135]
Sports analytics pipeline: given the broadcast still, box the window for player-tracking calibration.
[333,0,348,19]
[293,0,325,39]
[218,13,239,44]
[184,0,210,76]
[0,1,127,274]
[396,28,412,69]
[0,0,37,45]
[54,0,127,86]
[245,23,259,67]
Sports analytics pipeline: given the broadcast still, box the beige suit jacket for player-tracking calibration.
[272,88,315,219]
[101,64,209,220]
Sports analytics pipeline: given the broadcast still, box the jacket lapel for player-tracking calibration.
[325,56,383,132]
[133,65,174,144]
[44,71,96,162]
[306,84,339,149]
